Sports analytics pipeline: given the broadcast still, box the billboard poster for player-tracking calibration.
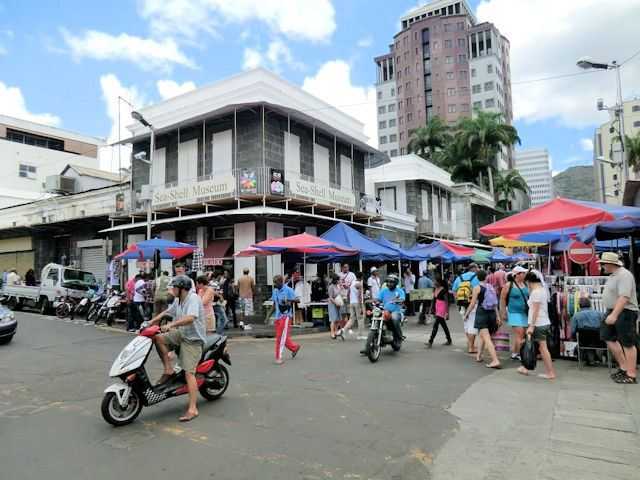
[270,168,285,196]
[239,169,257,194]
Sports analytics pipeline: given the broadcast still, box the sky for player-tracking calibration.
[1,0,639,175]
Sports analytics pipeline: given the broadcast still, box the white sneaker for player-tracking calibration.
[348,329,354,335]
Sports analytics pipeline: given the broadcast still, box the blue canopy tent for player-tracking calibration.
[375,235,417,260]
[488,248,513,263]
[320,223,398,260]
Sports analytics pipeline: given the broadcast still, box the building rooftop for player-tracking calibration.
[366,154,454,189]
[400,0,476,26]
[61,164,124,183]
[124,68,372,149]
[0,114,105,146]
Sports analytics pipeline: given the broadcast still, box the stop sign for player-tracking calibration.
[568,241,595,264]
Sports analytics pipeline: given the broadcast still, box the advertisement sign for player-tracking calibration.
[239,169,257,195]
[568,241,595,264]
[269,168,285,196]
[203,258,224,266]
[410,288,434,301]
[152,176,235,208]
[290,177,356,209]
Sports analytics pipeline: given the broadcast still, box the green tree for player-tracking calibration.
[456,111,521,195]
[407,117,451,165]
[625,132,640,173]
[494,169,530,211]
[435,136,488,184]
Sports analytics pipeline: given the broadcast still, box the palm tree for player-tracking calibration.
[494,170,529,211]
[457,111,521,196]
[407,117,451,165]
[625,132,640,174]
[436,136,488,184]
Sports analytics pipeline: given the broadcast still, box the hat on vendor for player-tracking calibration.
[597,252,623,267]
[512,265,528,274]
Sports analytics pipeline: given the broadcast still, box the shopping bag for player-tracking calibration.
[520,334,537,371]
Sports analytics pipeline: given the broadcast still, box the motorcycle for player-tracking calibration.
[101,324,231,426]
[89,290,124,326]
[363,302,405,363]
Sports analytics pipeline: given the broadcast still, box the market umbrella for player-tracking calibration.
[471,249,491,264]
[116,238,196,260]
[489,236,546,247]
[479,198,636,237]
[488,248,513,263]
[250,232,357,256]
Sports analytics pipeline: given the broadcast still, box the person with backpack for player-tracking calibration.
[452,263,480,354]
[464,270,501,369]
[499,265,529,361]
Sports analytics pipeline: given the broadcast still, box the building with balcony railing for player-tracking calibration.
[106,68,398,290]
[366,154,499,241]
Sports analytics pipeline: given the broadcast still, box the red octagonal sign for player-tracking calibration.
[568,241,595,264]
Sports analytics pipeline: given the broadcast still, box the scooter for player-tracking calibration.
[101,324,231,426]
[363,301,405,363]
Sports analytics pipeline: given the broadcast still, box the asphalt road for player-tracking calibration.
[0,311,488,480]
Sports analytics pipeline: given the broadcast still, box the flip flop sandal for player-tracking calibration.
[485,364,502,369]
[179,413,199,422]
[614,374,637,384]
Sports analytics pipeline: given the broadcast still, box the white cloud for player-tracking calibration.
[302,60,377,147]
[139,0,336,43]
[61,28,196,72]
[242,39,304,72]
[156,79,196,100]
[357,36,373,48]
[0,81,61,126]
[477,0,640,128]
[580,138,594,152]
[0,45,6,56]
[242,47,263,70]
[98,74,146,171]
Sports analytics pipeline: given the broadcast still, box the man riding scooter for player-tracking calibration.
[378,274,406,341]
[148,275,206,422]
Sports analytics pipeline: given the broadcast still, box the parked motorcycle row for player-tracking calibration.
[54,287,126,325]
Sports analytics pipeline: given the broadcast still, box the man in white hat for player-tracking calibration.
[367,267,381,300]
[599,252,638,384]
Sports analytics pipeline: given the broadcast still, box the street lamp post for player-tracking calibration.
[577,57,628,180]
[131,111,155,240]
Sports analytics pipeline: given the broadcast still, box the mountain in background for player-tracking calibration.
[552,165,595,201]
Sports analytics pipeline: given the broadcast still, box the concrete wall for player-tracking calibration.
[0,140,100,204]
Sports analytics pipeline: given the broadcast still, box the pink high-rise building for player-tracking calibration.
[375,0,513,167]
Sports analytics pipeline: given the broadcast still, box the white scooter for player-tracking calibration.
[101,324,231,426]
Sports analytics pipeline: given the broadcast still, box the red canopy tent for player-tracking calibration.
[480,198,616,237]
[439,240,475,257]
[243,232,357,256]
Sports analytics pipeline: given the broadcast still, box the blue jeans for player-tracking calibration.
[213,304,227,335]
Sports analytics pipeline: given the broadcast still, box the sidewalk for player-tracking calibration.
[431,359,640,480]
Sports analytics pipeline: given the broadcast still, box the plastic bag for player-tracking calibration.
[520,334,537,371]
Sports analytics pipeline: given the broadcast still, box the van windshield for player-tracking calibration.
[63,269,97,285]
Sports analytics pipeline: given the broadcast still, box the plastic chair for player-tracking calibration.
[576,329,611,372]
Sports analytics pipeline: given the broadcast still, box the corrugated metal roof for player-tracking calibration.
[64,164,123,182]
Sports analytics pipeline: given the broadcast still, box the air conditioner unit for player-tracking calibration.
[45,175,75,194]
